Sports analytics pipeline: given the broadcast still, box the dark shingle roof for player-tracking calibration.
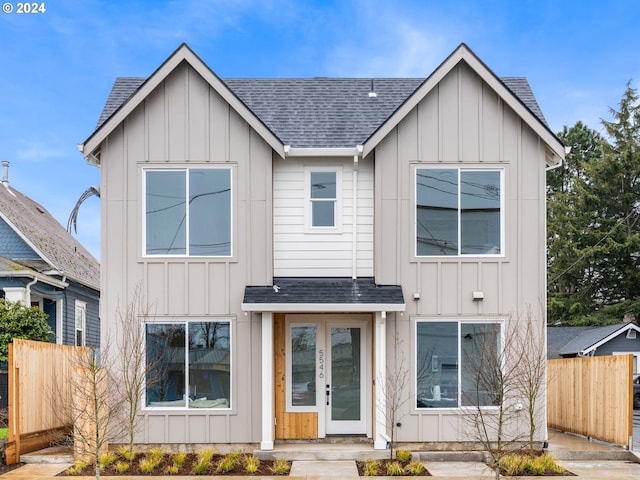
[0,184,99,289]
[243,277,404,306]
[95,75,547,149]
[547,323,634,358]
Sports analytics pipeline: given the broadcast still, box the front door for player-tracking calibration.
[325,322,367,434]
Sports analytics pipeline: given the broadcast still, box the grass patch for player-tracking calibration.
[0,428,7,439]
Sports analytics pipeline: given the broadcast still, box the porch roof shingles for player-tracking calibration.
[242,277,405,312]
[96,76,547,149]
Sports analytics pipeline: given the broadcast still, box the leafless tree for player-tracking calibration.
[62,345,117,480]
[461,321,526,480]
[513,305,548,455]
[377,330,411,460]
[111,284,158,458]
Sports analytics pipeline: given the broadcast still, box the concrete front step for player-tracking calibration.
[20,446,74,464]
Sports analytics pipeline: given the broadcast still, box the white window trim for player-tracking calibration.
[75,300,86,347]
[414,318,504,410]
[142,167,233,258]
[143,319,233,411]
[414,167,505,258]
[304,166,342,233]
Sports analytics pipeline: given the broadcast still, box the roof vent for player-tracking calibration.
[1,161,9,187]
[368,79,377,98]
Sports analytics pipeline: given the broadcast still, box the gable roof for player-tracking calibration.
[547,323,640,358]
[0,183,99,290]
[82,43,564,165]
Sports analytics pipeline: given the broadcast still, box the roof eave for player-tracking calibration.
[241,302,406,312]
[80,43,285,160]
[362,43,565,165]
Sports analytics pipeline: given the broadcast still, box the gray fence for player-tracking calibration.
[0,370,7,410]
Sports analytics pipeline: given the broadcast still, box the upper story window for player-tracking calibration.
[416,168,502,256]
[145,168,231,256]
[305,168,341,231]
[75,301,86,347]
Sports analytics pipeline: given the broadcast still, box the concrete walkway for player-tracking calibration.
[3,430,640,479]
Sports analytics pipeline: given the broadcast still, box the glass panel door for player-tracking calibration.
[326,324,366,434]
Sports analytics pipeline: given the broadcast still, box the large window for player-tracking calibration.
[416,321,501,409]
[306,168,341,230]
[416,168,502,256]
[145,168,231,256]
[145,321,231,409]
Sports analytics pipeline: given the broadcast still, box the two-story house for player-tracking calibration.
[79,43,563,450]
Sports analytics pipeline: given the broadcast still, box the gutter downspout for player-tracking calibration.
[25,277,38,305]
[352,145,364,280]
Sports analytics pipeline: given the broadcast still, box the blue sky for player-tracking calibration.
[0,0,638,260]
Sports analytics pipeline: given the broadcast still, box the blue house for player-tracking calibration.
[0,162,100,348]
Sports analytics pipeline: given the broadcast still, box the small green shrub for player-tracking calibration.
[65,460,88,475]
[139,458,157,473]
[405,461,426,474]
[98,451,117,469]
[148,447,165,462]
[192,449,215,475]
[363,459,379,476]
[216,456,236,473]
[114,461,130,473]
[226,451,243,463]
[172,452,187,467]
[386,461,405,476]
[244,455,260,474]
[269,458,291,475]
[166,464,180,474]
[498,454,526,476]
[534,453,566,474]
[117,445,136,462]
[396,449,412,462]
[497,453,566,476]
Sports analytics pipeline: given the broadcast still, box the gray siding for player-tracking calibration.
[594,333,640,356]
[375,62,547,442]
[100,62,272,444]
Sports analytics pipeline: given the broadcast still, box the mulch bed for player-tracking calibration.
[0,462,24,476]
[56,453,290,476]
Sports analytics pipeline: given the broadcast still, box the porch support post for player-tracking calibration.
[374,311,388,450]
[260,312,274,450]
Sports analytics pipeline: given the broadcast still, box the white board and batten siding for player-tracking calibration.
[273,156,374,277]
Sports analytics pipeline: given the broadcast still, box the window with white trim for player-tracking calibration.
[305,168,341,230]
[145,321,231,409]
[75,301,86,347]
[416,168,502,256]
[416,320,502,408]
[145,168,231,256]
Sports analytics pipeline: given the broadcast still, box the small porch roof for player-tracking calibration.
[241,277,405,312]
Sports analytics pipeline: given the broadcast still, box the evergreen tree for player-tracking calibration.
[548,83,640,325]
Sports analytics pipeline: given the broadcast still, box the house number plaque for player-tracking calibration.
[318,348,324,379]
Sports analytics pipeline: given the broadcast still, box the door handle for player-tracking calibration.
[325,384,330,406]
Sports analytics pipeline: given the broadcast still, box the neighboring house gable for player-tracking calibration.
[80,43,563,450]
[548,323,640,368]
[0,167,100,350]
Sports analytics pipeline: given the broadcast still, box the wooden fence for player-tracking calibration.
[5,339,90,464]
[547,354,633,447]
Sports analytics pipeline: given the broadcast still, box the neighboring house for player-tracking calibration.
[0,162,100,348]
[547,322,640,372]
[78,43,564,449]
